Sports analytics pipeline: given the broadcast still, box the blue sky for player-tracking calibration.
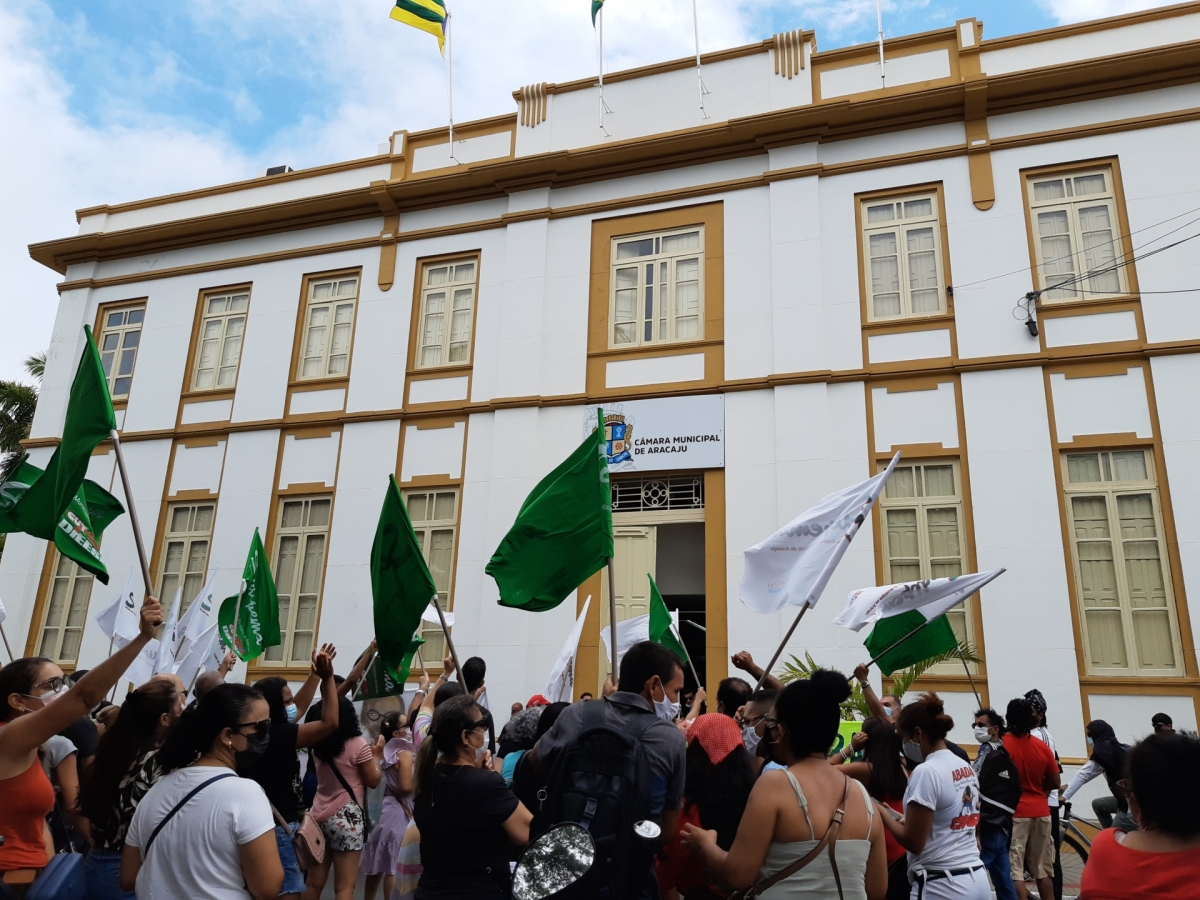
[0,0,1168,379]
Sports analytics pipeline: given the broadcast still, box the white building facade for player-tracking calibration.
[5,4,1200,767]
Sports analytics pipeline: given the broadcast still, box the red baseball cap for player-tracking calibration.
[526,694,551,708]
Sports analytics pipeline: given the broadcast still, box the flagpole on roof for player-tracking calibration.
[875,0,886,88]
[692,0,709,118]
[597,7,612,135]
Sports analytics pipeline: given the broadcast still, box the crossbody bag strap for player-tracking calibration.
[144,773,236,856]
[329,760,367,824]
[745,774,852,900]
[826,776,852,900]
[268,802,294,835]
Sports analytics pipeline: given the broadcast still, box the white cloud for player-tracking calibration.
[1034,0,1179,24]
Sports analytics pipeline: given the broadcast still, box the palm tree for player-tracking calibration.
[0,352,45,558]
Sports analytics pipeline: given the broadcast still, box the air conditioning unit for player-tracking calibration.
[256,165,294,177]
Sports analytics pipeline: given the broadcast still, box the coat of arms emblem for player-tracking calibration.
[603,412,633,465]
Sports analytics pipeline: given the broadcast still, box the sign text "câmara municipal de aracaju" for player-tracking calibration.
[584,395,725,473]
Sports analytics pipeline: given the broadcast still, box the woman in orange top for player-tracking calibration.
[1080,731,1200,900]
[0,595,161,886]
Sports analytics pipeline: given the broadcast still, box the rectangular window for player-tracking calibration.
[267,496,332,665]
[298,275,359,380]
[98,306,145,399]
[192,291,249,390]
[158,503,214,617]
[405,489,458,664]
[1062,449,1182,676]
[39,554,94,665]
[861,193,946,322]
[1027,167,1127,302]
[879,460,974,670]
[609,227,704,348]
[416,259,477,369]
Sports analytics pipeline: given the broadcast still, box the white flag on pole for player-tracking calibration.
[599,614,650,664]
[155,587,183,675]
[95,570,138,647]
[175,621,221,689]
[834,569,1006,633]
[739,453,901,615]
[175,572,217,661]
[124,638,161,689]
[421,605,454,628]
[545,597,591,703]
[0,595,6,625]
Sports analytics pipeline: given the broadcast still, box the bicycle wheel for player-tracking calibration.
[1059,833,1089,900]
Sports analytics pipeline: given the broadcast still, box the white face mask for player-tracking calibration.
[25,684,68,710]
[742,726,760,754]
[651,682,680,723]
[973,725,992,744]
[467,730,488,763]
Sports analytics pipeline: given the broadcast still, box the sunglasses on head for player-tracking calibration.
[236,719,271,738]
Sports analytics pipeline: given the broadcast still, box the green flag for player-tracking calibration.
[361,636,424,700]
[372,475,437,684]
[864,610,958,676]
[10,327,116,541]
[648,575,689,663]
[0,461,124,584]
[486,410,613,612]
[218,528,281,661]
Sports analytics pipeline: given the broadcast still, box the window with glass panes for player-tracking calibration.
[609,227,704,348]
[267,496,331,665]
[879,461,974,666]
[1062,449,1182,676]
[38,554,94,665]
[416,259,477,369]
[1027,168,1127,302]
[192,291,249,390]
[861,194,946,322]
[98,306,145,399]
[157,503,214,618]
[405,489,458,664]
[298,276,359,380]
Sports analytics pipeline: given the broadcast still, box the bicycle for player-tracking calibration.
[1057,801,1099,899]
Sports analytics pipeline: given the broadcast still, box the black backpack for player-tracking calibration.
[977,744,1022,827]
[530,700,659,900]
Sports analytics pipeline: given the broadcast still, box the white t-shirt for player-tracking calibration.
[1031,727,1060,808]
[903,748,982,872]
[126,766,275,900]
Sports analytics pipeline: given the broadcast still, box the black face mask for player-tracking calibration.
[235,731,270,769]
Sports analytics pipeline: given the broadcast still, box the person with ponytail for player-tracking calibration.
[876,693,988,900]
[682,670,886,899]
[360,712,415,900]
[1,595,163,885]
[412,695,532,900]
[79,679,183,900]
[119,683,282,900]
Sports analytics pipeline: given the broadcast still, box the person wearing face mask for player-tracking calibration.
[245,645,339,899]
[301,696,382,900]
[0,595,163,886]
[412,695,532,900]
[361,711,417,900]
[740,688,781,773]
[970,710,1018,900]
[1061,720,1134,833]
[527,641,688,855]
[120,683,283,899]
[79,679,184,900]
[876,693,988,900]
[1002,699,1059,900]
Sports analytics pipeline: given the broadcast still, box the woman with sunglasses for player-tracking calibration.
[0,595,163,888]
[120,683,283,900]
[412,695,532,900]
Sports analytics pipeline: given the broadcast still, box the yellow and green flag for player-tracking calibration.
[391,0,448,54]
[591,0,605,26]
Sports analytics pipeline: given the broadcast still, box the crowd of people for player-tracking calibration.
[1,594,1198,900]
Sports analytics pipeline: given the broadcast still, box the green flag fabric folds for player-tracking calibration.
[649,575,688,663]
[487,412,613,612]
[0,460,124,583]
[9,327,116,541]
[218,528,281,661]
[372,475,437,684]
[361,637,424,700]
[864,612,958,676]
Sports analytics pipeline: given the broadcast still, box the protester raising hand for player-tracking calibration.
[1,593,163,878]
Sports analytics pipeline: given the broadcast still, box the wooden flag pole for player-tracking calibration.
[0,622,14,663]
[606,557,619,680]
[110,430,153,598]
[672,623,703,689]
[415,645,428,677]
[753,605,808,692]
[959,649,983,710]
[430,594,464,688]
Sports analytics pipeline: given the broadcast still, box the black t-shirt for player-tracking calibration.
[61,717,99,761]
[413,764,520,900]
[242,721,302,822]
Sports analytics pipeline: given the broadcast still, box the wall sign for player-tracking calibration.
[584,394,724,472]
